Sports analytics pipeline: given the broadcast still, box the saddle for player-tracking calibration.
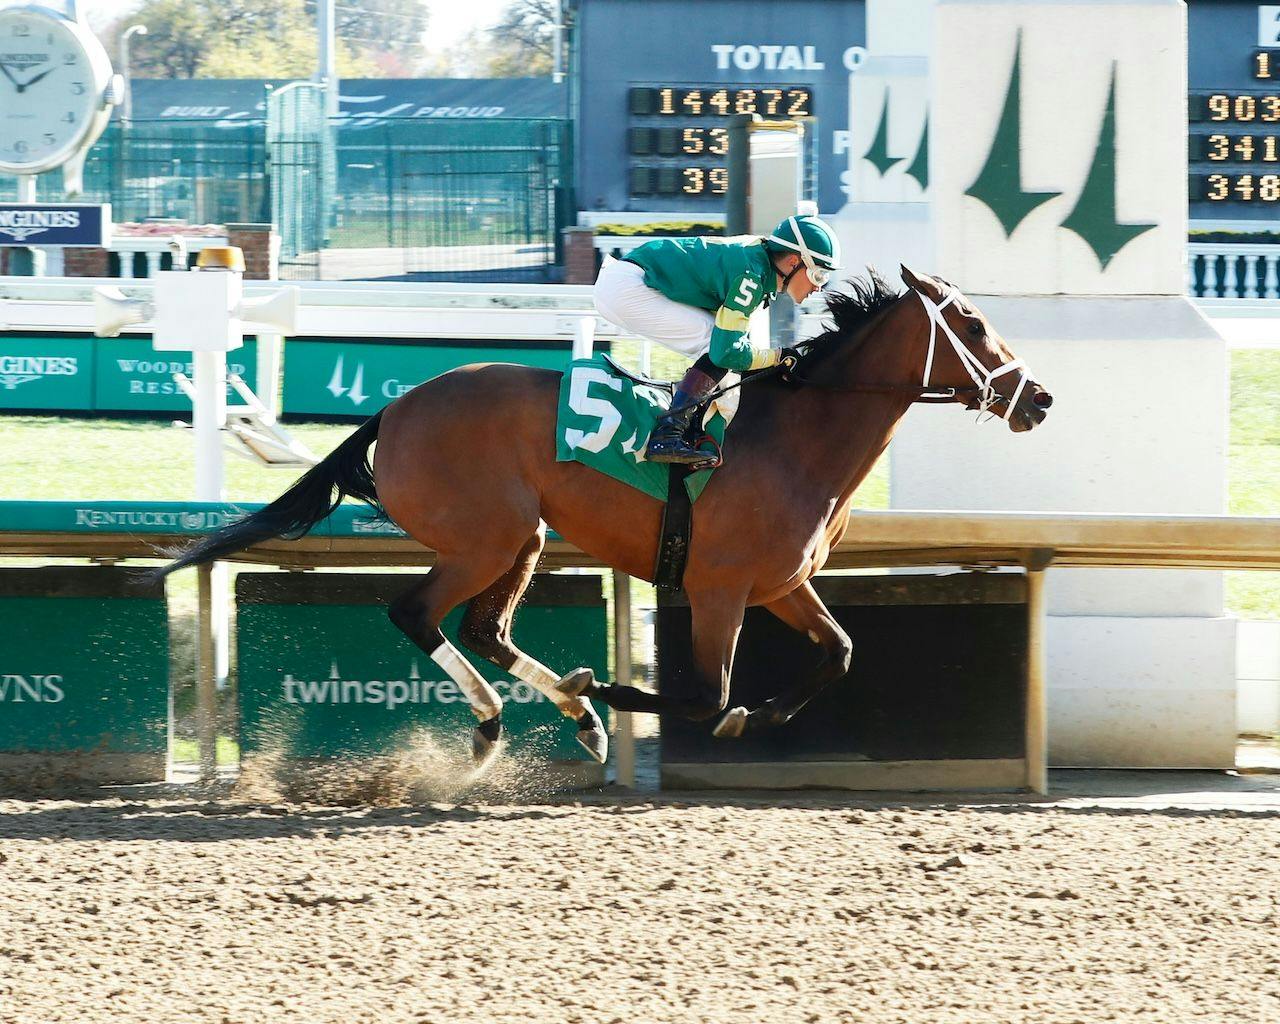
[600,354,674,396]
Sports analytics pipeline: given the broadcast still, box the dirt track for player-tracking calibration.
[2,765,1279,1024]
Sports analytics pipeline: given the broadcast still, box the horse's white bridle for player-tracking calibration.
[918,289,1030,421]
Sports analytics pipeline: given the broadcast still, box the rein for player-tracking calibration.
[694,289,1030,417]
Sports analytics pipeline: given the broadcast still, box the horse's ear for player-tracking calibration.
[900,264,943,300]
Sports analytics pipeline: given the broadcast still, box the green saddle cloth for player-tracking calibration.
[555,355,730,503]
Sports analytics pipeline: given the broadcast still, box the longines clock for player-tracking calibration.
[0,2,121,193]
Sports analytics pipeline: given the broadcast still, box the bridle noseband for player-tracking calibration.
[916,289,1030,421]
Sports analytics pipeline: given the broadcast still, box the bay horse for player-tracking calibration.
[153,266,1052,768]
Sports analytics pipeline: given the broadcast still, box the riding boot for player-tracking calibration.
[645,365,720,464]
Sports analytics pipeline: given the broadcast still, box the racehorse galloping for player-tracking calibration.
[153,267,1052,765]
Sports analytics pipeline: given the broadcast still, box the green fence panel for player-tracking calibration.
[0,334,260,413]
[237,573,608,762]
[94,337,259,413]
[281,338,575,417]
[0,567,168,782]
[0,335,94,411]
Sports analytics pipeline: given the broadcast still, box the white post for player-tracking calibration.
[192,349,230,718]
[14,175,46,277]
[612,572,635,787]
[572,315,595,360]
[256,333,283,415]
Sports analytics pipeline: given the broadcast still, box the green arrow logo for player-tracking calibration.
[861,90,904,177]
[903,111,929,191]
[965,31,1061,236]
[1060,64,1158,269]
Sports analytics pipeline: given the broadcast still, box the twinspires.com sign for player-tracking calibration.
[0,204,111,248]
[236,573,609,763]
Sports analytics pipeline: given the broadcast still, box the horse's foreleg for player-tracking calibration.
[582,587,747,722]
[457,525,608,763]
[714,581,852,738]
[388,554,521,767]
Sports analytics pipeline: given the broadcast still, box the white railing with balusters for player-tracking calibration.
[1187,242,1280,300]
[110,233,230,279]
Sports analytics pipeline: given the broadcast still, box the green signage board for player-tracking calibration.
[237,572,608,763]
[281,338,576,418]
[0,334,93,410]
[0,567,169,780]
[93,336,259,413]
[0,332,258,413]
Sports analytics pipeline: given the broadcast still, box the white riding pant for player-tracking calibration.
[593,255,714,359]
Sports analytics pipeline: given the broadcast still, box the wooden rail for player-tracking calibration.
[2,503,1276,795]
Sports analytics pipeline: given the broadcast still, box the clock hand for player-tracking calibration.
[0,63,20,90]
[20,67,53,91]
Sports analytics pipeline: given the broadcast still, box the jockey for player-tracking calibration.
[593,212,841,464]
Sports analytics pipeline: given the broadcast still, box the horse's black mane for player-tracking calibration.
[800,268,902,368]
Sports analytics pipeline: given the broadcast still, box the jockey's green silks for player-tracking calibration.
[624,237,779,372]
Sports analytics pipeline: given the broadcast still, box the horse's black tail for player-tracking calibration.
[147,410,385,582]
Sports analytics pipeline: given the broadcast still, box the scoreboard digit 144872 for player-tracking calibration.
[627,85,813,199]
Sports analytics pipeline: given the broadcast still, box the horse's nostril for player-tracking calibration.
[1033,391,1054,409]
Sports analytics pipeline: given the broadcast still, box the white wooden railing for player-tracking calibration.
[1186,243,1278,300]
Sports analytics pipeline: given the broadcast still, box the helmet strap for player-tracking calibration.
[777,255,804,294]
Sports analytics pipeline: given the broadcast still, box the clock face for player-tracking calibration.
[0,7,102,172]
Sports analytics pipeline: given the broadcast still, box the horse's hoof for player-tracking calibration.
[713,706,748,739]
[576,726,608,764]
[472,715,503,772]
[555,667,595,699]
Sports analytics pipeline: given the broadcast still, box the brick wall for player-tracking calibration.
[563,226,598,285]
[62,247,110,277]
[226,224,278,281]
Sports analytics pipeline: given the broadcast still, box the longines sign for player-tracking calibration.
[0,204,111,247]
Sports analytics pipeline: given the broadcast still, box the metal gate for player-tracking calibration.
[267,82,327,281]
[388,120,570,281]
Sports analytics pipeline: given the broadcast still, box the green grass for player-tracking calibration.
[1227,350,1280,618]
[171,736,240,766]
[0,417,355,503]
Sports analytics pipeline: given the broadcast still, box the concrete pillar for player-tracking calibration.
[890,0,1235,767]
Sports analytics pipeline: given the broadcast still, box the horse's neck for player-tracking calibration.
[735,308,920,510]
[736,377,912,511]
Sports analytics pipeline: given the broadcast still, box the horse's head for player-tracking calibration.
[899,265,1053,432]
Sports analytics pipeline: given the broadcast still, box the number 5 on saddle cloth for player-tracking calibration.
[555,354,739,589]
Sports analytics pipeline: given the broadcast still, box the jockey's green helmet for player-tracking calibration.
[765,213,841,288]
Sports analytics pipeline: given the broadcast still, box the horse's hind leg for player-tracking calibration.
[388,553,521,768]
[566,585,747,722]
[457,524,609,764]
[713,581,852,738]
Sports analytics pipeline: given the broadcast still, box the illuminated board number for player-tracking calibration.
[680,167,729,196]
[1257,51,1280,80]
[1206,94,1280,123]
[681,127,728,157]
[635,86,813,119]
[1203,134,1280,162]
[1203,173,1280,201]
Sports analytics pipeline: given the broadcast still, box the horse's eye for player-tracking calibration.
[967,321,984,339]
